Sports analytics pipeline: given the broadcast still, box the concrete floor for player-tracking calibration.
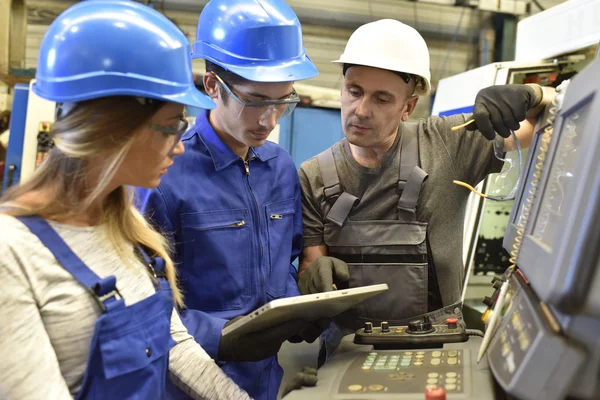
[276,339,321,399]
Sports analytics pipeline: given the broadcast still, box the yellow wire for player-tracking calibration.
[451,119,475,131]
[452,180,488,198]
[452,119,487,198]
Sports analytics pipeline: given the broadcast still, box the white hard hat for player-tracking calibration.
[333,19,431,96]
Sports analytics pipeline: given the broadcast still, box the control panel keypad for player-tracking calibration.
[341,350,467,394]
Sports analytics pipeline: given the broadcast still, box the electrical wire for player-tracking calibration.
[466,329,485,337]
[437,6,467,82]
[532,0,546,11]
[413,1,420,32]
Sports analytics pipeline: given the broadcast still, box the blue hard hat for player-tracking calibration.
[192,0,318,82]
[33,0,215,109]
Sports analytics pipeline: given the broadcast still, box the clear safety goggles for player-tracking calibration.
[486,131,523,201]
[453,123,523,201]
[212,72,300,121]
[148,116,188,156]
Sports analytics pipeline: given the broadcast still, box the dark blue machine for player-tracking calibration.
[277,107,344,168]
[2,83,30,194]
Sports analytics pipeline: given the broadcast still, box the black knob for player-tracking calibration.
[492,281,503,290]
[364,322,373,333]
[407,316,434,333]
[491,276,503,285]
[381,321,390,333]
[482,296,494,308]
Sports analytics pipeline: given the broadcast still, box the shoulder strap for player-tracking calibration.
[136,245,170,292]
[317,147,341,201]
[316,147,359,227]
[16,215,124,312]
[397,122,428,221]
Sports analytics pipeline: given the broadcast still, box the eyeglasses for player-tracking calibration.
[148,117,189,155]
[211,72,300,121]
[486,130,523,201]
[452,122,524,202]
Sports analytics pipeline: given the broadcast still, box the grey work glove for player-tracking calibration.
[467,84,543,140]
[295,318,330,344]
[298,256,350,295]
[218,317,307,362]
[281,367,318,398]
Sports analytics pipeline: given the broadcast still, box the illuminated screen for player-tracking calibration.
[532,102,591,251]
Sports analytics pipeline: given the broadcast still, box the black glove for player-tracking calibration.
[298,256,350,295]
[297,318,330,343]
[467,84,543,140]
[281,367,318,398]
[218,317,307,362]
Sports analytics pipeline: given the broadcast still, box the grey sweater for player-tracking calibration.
[0,214,251,400]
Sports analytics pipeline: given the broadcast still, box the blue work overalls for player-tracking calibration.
[18,215,176,399]
[136,110,303,400]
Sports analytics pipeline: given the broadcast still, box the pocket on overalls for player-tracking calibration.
[180,208,251,311]
[346,261,428,321]
[83,296,175,399]
[325,221,429,326]
[265,198,296,299]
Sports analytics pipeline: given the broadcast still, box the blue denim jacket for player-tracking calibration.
[136,111,302,400]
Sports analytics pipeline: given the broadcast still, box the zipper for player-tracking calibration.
[194,220,246,231]
[243,153,264,298]
[269,211,294,220]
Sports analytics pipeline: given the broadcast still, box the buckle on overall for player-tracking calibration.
[397,180,407,192]
[324,183,341,200]
[92,287,123,312]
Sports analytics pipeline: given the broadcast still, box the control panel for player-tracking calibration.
[338,349,470,396]
[284,337,495,400]
[487,274,586,400]
[354,317,468,349]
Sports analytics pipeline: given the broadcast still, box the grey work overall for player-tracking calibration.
[317,123,463,363]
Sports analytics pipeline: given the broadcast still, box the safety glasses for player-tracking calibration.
[211,72,300,121]
[148,116,188,156]
[452,121,523,201]
[486,131,523,201]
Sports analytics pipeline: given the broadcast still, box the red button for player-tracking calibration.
[425,386,447,400]
[446,318,458,329]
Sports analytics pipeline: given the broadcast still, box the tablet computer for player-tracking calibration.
[221,284,389,337]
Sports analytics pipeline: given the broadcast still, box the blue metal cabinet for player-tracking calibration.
[2,84,29,194]
[278,107,343,169]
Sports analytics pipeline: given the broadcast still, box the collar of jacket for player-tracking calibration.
[192,110,278,171]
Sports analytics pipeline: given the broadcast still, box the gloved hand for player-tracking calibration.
[467,84,543,140]
[281,367,318,398]
[218,317,307,362]
[298,256,350,295]
[296,318,330,343]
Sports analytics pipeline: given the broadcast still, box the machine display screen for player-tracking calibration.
[531,101,590,251]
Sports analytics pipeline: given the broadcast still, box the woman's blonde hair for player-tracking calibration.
[0,96,184,308]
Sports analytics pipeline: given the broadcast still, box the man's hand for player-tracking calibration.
[218,317,307,362]
[298,256,350,295]
[467,84,544,140]
[297,318,330,343]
